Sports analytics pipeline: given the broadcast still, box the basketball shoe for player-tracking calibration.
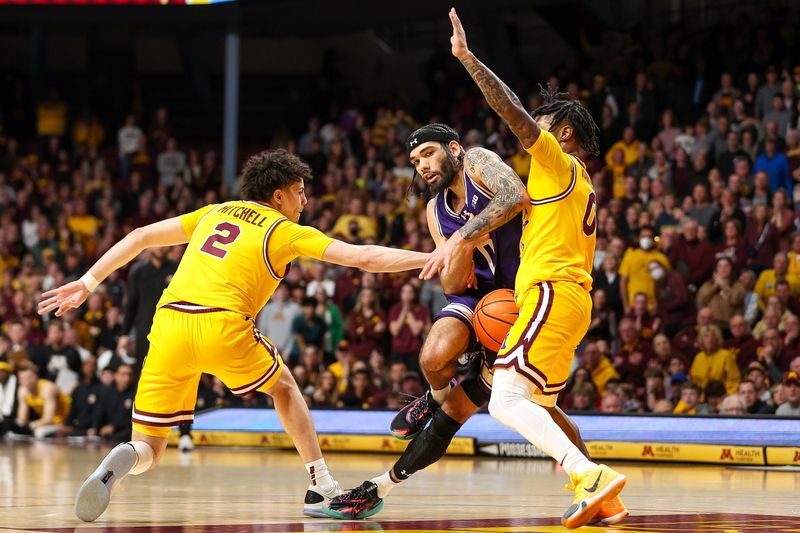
[303,480,342,518]
[390,390,439,440]
[74,442,137,522]
[589,495,629,526]
[322,480,384,520]
[561,464,626,529]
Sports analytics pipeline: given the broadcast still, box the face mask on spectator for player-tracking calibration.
[639,237,654,250]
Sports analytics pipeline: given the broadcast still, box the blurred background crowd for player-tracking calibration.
[1,1,800,442]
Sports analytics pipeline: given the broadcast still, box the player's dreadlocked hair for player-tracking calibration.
[532,85,601,157]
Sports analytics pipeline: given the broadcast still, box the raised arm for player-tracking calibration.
[449,8,540,149]
[38,217,189,317]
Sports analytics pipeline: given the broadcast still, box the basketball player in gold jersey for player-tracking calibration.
[420,9,627,528]
[39,149,430,522]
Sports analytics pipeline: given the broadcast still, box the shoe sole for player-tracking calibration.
[561,474,627,529]
[390,430,418,441]
[303,504,331,518]
[75,476,111,522]
[590,508,630,526]
[321,500,385,520]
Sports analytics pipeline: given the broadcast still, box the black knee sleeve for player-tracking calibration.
[392,409,462,480]
[460,354,492,408]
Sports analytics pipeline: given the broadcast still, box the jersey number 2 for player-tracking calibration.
[200,222,241,259]
[582,192,597,236]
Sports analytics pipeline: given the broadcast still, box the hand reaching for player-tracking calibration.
[449,8,470,60]
[38,280,90,317]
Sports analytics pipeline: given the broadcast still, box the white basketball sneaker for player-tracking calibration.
[74,443,137,522]
[303,480,342,518]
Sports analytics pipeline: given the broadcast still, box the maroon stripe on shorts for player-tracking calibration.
[132,418,194,427]
[229,340,281,395]
[161,301,228,314]
[133,407,195,418]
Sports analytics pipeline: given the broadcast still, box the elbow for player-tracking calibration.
[515,189,530,211]
[127,227,147,248]
[359,247,379,272]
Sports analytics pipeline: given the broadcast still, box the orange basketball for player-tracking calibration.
[472,288,518,352]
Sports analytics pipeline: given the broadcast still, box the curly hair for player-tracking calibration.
[533,84,601,157]
[240,148,312,201]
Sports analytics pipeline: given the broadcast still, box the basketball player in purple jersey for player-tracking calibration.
[323,124,607,523]
[390,123,523,440]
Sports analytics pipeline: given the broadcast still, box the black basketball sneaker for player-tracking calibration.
[323,480,385,520]
[390,390,439,440]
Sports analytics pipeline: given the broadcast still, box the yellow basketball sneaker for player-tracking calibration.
[590,495,629,526]
[561,464,626,529]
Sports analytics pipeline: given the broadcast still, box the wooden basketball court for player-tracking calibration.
[2,443,798,532]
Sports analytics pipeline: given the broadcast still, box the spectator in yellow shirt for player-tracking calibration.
[754,251,800,309]
[603,147,627,198]
[326,340,354,394]
[509,142,531,178]
[604,126,640,168]
[36,90,67,138]
[331,197,377,243]
[581,341,619,395]
[72,110,105,152]
[690,325,740,394]
[787,233,800,277]
[619,226,670,311]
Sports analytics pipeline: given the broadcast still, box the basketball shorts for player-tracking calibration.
[493,281,590,407]
[132,302,284,437]
[437,293,480,329]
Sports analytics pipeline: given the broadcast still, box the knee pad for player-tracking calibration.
[460,355,491,408]
[393,409,462,480]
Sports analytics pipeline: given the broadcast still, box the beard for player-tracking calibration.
[427,149,460,196]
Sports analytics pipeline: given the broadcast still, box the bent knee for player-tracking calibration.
[420,325,469,372]
[488,389,511,424]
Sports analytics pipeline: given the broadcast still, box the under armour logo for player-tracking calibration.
[400,470,407,475]
[410,138,418,147]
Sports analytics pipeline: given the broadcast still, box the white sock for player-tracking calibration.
[372,470,400,499]
[489,369,596,477]
[305,458,334,492]
[129,440,155,475]
[430,384,451,405]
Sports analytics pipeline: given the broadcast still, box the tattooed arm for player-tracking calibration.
[419,148,528,281]
[449,8,540,149]
[460,147,529,241]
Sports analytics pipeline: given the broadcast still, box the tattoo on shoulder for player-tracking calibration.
[465,149,520,196]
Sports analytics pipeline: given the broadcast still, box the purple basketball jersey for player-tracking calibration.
[431,169,521,327]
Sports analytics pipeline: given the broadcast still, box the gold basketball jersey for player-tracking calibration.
[515,130,597,300]
[159,201,333,317]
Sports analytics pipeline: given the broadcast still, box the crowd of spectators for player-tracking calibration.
[2,6,800,441]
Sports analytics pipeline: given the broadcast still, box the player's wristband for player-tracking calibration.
[80,272,99,292]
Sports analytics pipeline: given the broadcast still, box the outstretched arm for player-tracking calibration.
[38,217,189,316]
[450,8,540,149]
[322,240,429,273]
[419,148,528,280]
